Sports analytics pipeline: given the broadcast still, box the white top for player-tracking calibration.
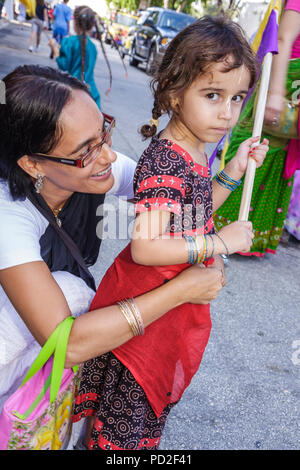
[0,151,136,271]
[0,151,136,415]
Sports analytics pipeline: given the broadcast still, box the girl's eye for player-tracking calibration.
[206,93,219,101]
[232,95,245,103]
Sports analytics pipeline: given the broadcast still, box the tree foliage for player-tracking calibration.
[105,0,244,17]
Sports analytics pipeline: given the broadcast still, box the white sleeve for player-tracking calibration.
[0,201,45,270]
[107,151,136,199]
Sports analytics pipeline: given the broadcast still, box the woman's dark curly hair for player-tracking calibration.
[140,15,258,139]
[0,65,89,199]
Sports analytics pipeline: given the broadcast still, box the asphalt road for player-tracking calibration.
[0,19,299,451]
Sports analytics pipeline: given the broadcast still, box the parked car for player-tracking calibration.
[127,8,196,74]
[104,11,139,45]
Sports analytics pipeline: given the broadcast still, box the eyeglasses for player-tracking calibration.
[29,113,115,168]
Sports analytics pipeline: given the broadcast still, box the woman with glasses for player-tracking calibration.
[0,65,223,449]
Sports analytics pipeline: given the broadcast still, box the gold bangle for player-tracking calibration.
[117,300,138,337]
[128,298,145,336]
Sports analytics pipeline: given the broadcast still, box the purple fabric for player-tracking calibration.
[256,9,279,65]
[209,135,226,170]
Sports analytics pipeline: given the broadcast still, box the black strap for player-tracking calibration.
[26,190,96,291]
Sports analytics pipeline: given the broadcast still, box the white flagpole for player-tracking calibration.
[238,52,273,221]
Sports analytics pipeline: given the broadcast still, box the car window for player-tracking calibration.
[137,11,150,25]
[149,11,159,24]
[159,12,195,31]
[115,13,137,27]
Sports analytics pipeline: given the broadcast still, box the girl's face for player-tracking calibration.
[31,89,117,201]
[175,59,251,150]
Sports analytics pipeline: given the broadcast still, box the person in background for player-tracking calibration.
[0,0,4,19]
[49,6,101,108]
[51,0,72,49]
[28,0,48,53]
[214,0,300,257]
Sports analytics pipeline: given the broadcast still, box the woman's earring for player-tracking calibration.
[35,173,44,193]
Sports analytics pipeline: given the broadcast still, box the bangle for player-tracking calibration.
[207,233,215,260]
[214,232,230,257]
[184,234,196,264]
[215,170,241,191]
[117,299,144,336]
[128,298,145,336]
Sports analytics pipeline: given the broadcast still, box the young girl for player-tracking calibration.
[49,6,111,109]
[72,15,269,450]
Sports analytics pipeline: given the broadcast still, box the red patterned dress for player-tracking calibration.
[72,136,214,450]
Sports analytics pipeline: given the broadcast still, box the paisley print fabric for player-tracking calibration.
[134,136,214,236]
[72,353,174,450]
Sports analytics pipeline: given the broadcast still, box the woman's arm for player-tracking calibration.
[0,259,223,369]
[264,9,300,122]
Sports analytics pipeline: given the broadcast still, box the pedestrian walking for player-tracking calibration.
[72,16,268,451]
[214,0,300,257]
[49,6,103,109]
[0,0,4,19]
[51,0,72,47]
[28,0,49,53]
[0,64,222,449]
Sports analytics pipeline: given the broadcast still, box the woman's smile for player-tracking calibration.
[90,164,112,180]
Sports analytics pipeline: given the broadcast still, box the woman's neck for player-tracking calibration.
[38,184,72,213]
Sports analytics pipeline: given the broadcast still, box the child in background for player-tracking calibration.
[73,16,269,451]
[49,6,110,109]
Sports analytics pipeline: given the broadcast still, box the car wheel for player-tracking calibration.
[146,47,157,76]
[129,42,139,67]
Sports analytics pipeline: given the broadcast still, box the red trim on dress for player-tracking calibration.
[135,197,182,215]
[136,174,185,197]
[86,417,161,450]
[163,140,210,178]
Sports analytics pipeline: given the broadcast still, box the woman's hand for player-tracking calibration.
[217,221,254,254]
[174,263,223,305]
[232,136,269,175]
[211,254,226,287]
[264,93,285,126]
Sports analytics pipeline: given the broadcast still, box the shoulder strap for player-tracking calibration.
[26,190,96,291]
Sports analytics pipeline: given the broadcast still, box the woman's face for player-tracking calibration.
[32,89,117,200]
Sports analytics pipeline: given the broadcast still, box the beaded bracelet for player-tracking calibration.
[215,170,241,191]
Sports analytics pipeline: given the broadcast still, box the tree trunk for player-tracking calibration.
[164,0,170,9]
[176,1,187,12]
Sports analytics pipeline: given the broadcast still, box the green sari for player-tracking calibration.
[214,58,299,256]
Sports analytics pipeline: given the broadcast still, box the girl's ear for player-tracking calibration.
[170,97,180,109]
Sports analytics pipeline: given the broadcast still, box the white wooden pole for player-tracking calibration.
[238,52,274,221]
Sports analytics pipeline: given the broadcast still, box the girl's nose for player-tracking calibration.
[218,99,233,121]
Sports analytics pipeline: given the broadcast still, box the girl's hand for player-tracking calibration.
[233,136,269,175]
[217,221,254,254]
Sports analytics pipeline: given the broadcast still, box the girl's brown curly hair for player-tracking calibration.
[140,15,258,140]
